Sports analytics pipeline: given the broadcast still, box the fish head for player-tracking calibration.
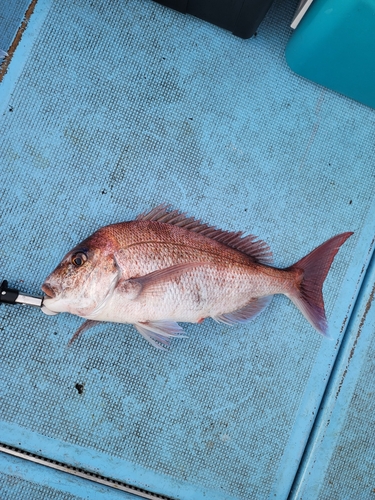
[41,228,120,317]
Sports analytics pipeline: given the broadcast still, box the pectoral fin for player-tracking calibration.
[117,262,202,300]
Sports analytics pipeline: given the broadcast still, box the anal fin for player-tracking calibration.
[213,296,272,325]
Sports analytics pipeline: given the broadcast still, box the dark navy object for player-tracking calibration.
[153,0,276,38]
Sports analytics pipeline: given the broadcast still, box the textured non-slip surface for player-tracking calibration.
[0,0,31,51]
[320,333,375,500]
[0,452,138,500]
[290,255,375,500]
[0,0,375,499]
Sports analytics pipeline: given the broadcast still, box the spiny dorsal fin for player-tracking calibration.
[136,205,273,265]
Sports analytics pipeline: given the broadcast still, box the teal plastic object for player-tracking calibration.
[286,0,375,109]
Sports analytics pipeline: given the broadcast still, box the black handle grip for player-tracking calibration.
[0,280,19,305]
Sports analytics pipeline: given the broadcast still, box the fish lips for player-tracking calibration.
[41,282,57,298]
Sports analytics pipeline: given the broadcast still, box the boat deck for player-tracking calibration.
[1,1,374,498]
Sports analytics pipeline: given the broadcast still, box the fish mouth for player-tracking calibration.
[41,283,56,298]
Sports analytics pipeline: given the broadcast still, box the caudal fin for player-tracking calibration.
[287,232,353,335]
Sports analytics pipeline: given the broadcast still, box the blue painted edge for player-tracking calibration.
[0,450,138,500]
[0,420,237,500]
[289,243,375,499]
[269,194,375,499]
[0,0,52,116]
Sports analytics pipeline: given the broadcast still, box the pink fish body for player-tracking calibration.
[42,205,352,349]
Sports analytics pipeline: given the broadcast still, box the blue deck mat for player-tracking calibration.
[0,0,31,51]
[1,0,375,499]
[0,452,139,500]
[290,252,375,500]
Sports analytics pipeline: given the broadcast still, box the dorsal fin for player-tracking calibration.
[136,205,273,265]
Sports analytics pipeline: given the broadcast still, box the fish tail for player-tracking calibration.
[286,232,353,335]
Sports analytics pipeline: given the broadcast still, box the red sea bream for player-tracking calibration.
[41,205,352,349]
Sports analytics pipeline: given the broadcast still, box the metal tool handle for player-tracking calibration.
[0,280,58,315]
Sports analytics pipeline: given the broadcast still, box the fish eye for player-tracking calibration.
[71,252,87,267]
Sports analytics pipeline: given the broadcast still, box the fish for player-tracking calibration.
[41,205,353,349]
